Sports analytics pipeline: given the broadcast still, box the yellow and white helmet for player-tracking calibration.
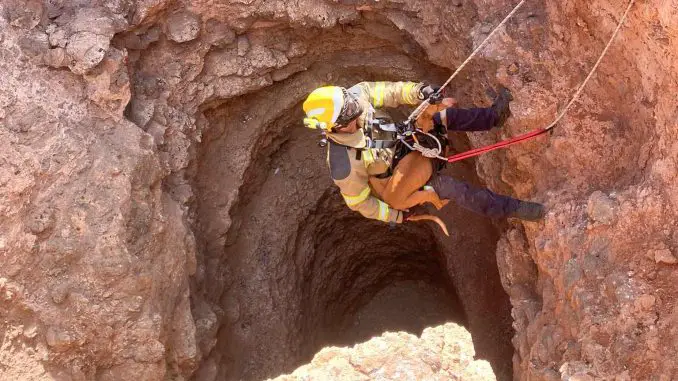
[302,86,344,131]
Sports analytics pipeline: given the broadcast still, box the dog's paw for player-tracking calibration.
[428,196,450,210]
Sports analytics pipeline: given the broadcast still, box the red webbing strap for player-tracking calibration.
[447,128,549,163]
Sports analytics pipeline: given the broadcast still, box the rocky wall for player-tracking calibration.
[1,0,676,380]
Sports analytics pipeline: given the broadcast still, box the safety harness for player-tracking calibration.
[320,108,448,177]
[364,116,450,173]
[364,119,399,149]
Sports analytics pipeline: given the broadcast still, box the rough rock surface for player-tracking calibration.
[482,1,678,379]
[1,0,677,380]
[270,323,496,381]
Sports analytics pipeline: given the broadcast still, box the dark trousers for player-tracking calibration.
[428,175,521,218]
[434,107,498,133]
[429,107,521,218]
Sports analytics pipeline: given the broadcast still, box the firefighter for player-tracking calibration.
[302,82,544,223]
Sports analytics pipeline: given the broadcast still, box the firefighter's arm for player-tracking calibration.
[328,142,402,223]
[338,184,403,223]
[355,81,425,109]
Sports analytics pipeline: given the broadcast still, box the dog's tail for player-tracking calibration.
[407,214,450,236]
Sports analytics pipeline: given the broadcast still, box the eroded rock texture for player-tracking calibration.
[270,323,496,381]
[481,2,678,379]
[1,0,676,380]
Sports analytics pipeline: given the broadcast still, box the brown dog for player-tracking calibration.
[369,98,457,235]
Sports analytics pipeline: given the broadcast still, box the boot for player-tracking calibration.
[508,200,545,221]
[490,86,514,128]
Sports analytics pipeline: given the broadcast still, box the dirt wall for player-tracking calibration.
[1,0,676,380]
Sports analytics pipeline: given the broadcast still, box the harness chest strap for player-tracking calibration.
[365,115,399,149]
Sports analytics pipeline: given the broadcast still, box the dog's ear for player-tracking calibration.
[415,111,434,132]
[415,97,457,132]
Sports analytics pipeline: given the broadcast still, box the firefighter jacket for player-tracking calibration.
[327,81,425,224]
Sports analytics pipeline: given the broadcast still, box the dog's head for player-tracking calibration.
[415,97,457,132]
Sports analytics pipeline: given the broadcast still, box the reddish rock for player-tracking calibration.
[1,0,677,380]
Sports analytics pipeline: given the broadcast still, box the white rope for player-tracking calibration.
[414,143,446,160]
[403,0,636,160]
[400,131,447,160]
[407,0,528,123]
[545,0,636,130]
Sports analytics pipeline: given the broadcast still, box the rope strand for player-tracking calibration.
[404,0,636,163]
[407,0,528,123]
[544,0,636,131]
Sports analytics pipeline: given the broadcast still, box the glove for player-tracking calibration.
[419,84,442,104]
